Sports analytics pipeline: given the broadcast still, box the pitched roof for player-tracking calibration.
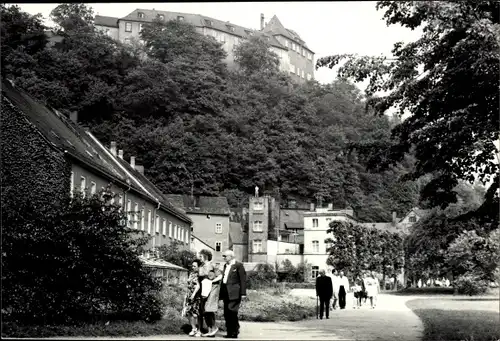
[280,209,306,230]
[140,256,188,271]
[94,15,119,28]
[399,207,430,222]
[1,79,191,224]
[120,9,286,50]
[164,194,231,216]
[192,235,216,251]
[262,15,313,53]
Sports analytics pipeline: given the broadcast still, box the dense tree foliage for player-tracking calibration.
[325,221,404,285]
[316,1,500,212]
[1,4,427,221]
[157,240,197,270]
[1,189,164,325]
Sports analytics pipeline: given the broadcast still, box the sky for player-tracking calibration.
[16,2,422,85]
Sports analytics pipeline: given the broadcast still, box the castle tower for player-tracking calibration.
[248,195,270,263]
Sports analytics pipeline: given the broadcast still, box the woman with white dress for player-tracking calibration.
[363,271,380,309]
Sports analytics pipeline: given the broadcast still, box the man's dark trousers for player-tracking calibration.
[319,297,330,319]
[220,284,241,336]
[338,285,346,309]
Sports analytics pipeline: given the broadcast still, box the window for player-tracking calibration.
[147,210,152,234]
[158,14,165,20]
[297,67,300,76]
[254,202,263,210]
[125,22,132,32]
[325,242,332,253]
[220,33,225,42]
[311,266,319,279]
[215,223,222,234]
[301,70,305,78]
[284,40,289,48]
[140,208,145,231]
[215,242,222,252]
[308,52,313,60]
[253,221,263,232]
[291,42,295,51]
[169,221,173,237]
[326,218,332,222]
[177,16,184,21]
[307,73,312,81]
[133,203,139,229]
[253,240,262,253]
[289,64,295,73]
[90,182,97,195]
[312,240,319,253]
[312,218,319,228]
[118,195,123,211]
[110,192,115,204]
[80,176,86,198]
[409,216,417,223]
[127,200,132,224]
[70,172,74,198]
[204,19,212,26]
[137,12,144,19]
[139,23,143,32]
[302,48,305,57]
[155,215,160,234]
[185,229,188,243]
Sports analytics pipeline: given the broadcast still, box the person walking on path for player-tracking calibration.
[352,274,366,309]
[315,270,333,319]
[219,250,247,339]
[184,259,202,336]
[330,269,340,310]
[337,271,349,310]
[364,271,380,309]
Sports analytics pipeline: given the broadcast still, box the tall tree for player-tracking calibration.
[50,3,94,33]
[316,1,500,211]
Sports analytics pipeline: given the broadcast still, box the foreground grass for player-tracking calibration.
[3,287,315,337]
[406,297,500,341]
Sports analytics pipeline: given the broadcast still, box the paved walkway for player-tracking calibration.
[43,289,424,340]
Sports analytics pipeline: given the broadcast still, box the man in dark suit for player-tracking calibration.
[315,269,333,319]
[219,249,247,339]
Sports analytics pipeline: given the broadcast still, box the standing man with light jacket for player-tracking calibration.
[329,269,340,310]
[219,250,247,339]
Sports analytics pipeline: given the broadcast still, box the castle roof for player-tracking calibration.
[94,15,119,28]
[164,194,231,216]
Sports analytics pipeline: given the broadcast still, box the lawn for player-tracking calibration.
[2,287,316,337]
[406,297,500,341]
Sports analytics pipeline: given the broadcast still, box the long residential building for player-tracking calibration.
[94,10,315,83]
[1,78,193,255]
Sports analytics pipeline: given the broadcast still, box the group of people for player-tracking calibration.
[183,249,247,339]
[315,269,380,319]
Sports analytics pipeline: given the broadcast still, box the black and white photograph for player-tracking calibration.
[1,1,499,340]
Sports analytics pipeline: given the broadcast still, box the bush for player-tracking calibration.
[1,190,163,325]
[246,263,277,289]
[278,260,307,283]
[453,274,489,296]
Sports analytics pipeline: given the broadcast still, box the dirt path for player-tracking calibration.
[45,291,424,340]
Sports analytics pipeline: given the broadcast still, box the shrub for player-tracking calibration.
[453,274,489,296]
[1,189,163,325]
[278,260,307,283]
[247,263,277,289]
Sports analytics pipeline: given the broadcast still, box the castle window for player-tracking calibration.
[409,216,417,223]
[253,221,263,232]
[312,240,319,253]
[254,202,263,210]
[125,22,132,32]
[253,240,262,253]
[215,223,222,234]
[215,242,222,252]
[137,12,145,19]
[312,218,319,228]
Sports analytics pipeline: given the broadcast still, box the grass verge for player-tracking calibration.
[406,297,500,341]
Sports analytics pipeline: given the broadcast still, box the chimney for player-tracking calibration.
[70,111,78,123]
[135,165,144,175]
[260,13,264,30]
[392,211,397,225]
[310,202,315,212]
[130,156,136,169]
[110,141,117,156]
[328,203,333,210]
[118,149,124,159]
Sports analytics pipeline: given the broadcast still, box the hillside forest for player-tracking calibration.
[0,4,491,222]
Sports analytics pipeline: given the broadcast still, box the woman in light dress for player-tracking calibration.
[363,271,380,309]
[184,259,202,336]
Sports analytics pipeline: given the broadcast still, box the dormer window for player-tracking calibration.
[204,19,212,26]
[226,25,235,32]
[177,16,184,21]
[137,12,145,19]
[158,14,165,20]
